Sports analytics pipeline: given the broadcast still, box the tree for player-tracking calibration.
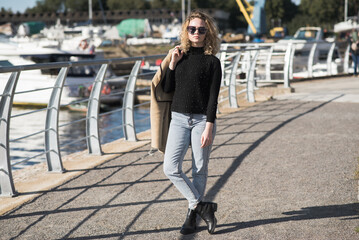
[107,0,151,10]
[265,0,297,28]
[0,7,13,14]
[25,0,111,13]
[65,0,89,12]
[26,0,64,13]
[285,0,352,33]
[151,0,181,9]
[300,0,342,27]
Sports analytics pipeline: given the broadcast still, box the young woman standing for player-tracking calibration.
[162,10,222,235]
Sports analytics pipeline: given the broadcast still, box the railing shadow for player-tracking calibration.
[215,203,359,234]
[0,96,347,239]
[205,96,344,201]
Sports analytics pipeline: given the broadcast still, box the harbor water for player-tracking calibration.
[10,106,150,170]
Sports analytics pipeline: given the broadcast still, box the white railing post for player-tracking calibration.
[219,44,229,86]
[284,42,293,88]
[123,60,141,141]
[86,64,108,155]
[265,46,273,81]
[344,44,350,74]
[308,43,317,78]
[326,43,336,76]
[0,72,20,197]
[289,43,295,80]
[45,67,69,172]
[228,52,241,108]
[247,50,259,103]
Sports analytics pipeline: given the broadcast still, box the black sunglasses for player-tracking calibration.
[187,26,207,35]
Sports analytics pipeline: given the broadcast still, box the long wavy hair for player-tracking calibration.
[180,10,220,55]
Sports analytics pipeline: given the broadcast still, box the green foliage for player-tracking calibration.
[0,7,13,14]
[65,0,89,12]
[299,0,342,26]
[265,0,298,30]
[151,0,168,9]
[286,14,314,35]
[107,0,151,10]
[287,0,357,32]
[151,0,181,9]
[26,0,63,13]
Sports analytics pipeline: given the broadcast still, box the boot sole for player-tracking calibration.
[180,228,196,235]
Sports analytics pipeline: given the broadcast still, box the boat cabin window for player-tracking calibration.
[296,30,318,40]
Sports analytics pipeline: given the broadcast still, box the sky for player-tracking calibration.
[0,0,38,13]
[0,0,302,13]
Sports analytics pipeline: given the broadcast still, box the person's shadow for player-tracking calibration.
[214,203,359,234]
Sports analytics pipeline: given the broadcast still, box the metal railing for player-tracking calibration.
[0,41,352,196]
[222,40,350,82]
[0,55,164,196]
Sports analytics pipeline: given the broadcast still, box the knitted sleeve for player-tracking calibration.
[206,57,222,123]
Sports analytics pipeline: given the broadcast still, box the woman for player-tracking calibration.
[162,10,222,235]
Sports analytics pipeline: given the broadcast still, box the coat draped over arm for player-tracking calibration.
[150,49,174,153]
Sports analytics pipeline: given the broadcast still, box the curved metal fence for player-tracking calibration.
[0,41,353,196]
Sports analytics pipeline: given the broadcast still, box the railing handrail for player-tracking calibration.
[0,48,272,74]
[0,54,167,74]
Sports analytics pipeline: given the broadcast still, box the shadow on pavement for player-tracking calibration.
[1,96,347,240]
[215,203,359,234]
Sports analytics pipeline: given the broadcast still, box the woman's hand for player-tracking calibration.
[201,122,214,148]
[169,45,183,70]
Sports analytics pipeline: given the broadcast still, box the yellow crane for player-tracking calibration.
[235,0,257,34]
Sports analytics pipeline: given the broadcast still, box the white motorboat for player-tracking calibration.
[0,40,121,107]
[0,54,94,106]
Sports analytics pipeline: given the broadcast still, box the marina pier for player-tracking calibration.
[1,42,359,238]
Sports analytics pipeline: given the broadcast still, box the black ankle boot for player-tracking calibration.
[180,208,197,235]
[195,201,217,234]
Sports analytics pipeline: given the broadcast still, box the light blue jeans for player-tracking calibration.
[163,111,216,209]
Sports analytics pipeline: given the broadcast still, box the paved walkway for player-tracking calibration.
[1,77,359,239]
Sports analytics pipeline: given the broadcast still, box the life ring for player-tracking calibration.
[79,39,89,50]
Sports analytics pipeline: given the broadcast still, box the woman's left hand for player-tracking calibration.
[201,122,214,148]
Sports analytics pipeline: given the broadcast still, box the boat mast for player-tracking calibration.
[88,0,93,25]
[344,0,348,22]
[187,0,191,16]
[182,0,185,24]
[181,0,192,24]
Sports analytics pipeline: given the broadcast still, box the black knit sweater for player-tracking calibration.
[162,46,222,123]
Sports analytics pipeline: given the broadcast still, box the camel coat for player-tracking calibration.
[150,49,174,153]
